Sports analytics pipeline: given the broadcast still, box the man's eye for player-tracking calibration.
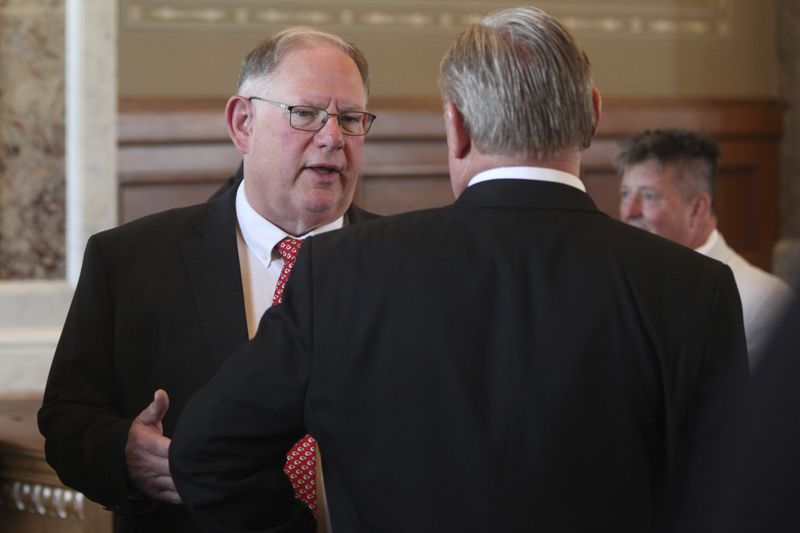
[642,192,658,202]
[340,114,363,125]
[293,109,317,119]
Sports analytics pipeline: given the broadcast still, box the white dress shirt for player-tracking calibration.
[235,182,343,338]
[468,166,586,192]
[696,229,794,366]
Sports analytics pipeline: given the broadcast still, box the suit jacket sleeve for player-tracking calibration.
[37,235,135,514]
[674,263,750,530]
[169,245,317,533]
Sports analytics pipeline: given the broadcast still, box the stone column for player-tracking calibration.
[0,1,65,279]
[0,0,116,394]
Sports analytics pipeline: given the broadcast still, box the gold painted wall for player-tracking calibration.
[118,0,777,99]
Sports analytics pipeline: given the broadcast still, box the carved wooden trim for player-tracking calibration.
[119,96,785,139]
[120,0,732,37]
[0,478,84,521]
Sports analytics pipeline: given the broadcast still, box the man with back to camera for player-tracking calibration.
[169,6,749,533]
[617,129,793,368]
[37,26,378,532]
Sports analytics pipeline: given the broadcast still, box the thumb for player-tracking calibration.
[137,389,170,427]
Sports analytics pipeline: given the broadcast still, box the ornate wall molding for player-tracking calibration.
[121,0,733,37]
[0,2,64,18]
[0,478,84,521]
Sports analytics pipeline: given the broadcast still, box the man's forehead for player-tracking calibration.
[624,160,680,185]
[261,46,366,104]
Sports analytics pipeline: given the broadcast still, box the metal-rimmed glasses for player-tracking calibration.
[247,97,377,136]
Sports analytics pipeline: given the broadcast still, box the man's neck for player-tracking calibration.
[453,150,582,197]
[688,219,718,250]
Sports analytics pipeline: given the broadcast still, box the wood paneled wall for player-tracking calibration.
[119,97,783,269]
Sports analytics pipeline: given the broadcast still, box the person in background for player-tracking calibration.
[617,128,793,367]
[38,26,377,533]
[169,7,748,532]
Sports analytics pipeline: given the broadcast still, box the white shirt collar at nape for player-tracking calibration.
[467,166,586,192]
[235,182,343,268]
[694,228,721,256]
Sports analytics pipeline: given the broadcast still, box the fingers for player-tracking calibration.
[158,489,183,505]
[131,430,171,459]
[137,389,170,427]
[148,473,183,505]
[126,428,179,502]
[126,390,181,503]
[126,425,171,476]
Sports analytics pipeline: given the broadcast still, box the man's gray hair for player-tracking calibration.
[237,26,370,98]
[439,6,595,160]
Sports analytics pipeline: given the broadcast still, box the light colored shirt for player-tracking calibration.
[696,229,794,367]
[468,166,586,192]
[235,182,343,338]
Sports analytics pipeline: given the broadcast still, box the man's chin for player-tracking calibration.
[303,188,353,214]
[300,198,349,219]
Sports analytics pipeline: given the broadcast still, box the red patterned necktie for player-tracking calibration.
[272,237,319,515]
[272,237,302,307]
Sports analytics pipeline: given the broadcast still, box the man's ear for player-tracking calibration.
[225,96,254,154]
[591,86,602,138]
[444,101,471,160]
[689,192,712,227]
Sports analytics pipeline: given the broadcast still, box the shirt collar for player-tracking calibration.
[694,228,720,256]
[467,166,586,192]
[235,181,344,266]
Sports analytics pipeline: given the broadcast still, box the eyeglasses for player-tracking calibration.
[247,97,377,136]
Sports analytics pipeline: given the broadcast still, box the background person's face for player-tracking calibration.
[243,44,366,234]
[619,160,696,247]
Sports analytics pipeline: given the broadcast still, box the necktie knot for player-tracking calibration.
[277,237,302,263]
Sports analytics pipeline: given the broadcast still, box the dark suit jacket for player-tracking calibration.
[170,179,749,533]
[686,291,799,533]
[37,178,377,533]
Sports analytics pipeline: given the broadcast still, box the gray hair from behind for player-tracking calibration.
[236,26,370,99]
[440,6,595,160]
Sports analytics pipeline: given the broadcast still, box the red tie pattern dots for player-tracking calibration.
[272,237,318,515]
[272,237,303,307]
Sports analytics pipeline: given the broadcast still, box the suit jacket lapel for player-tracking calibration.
[179,190,376,373]
[345,203,380,225]
[180,186,249,373]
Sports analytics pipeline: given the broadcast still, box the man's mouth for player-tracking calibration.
[306,164,341,176]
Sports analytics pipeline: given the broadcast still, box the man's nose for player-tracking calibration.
[315,115,345,149]
[620,195,641,220]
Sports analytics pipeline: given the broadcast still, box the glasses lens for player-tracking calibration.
[338,113,368,135]
[289,106,374,135]
[290,106,325,131]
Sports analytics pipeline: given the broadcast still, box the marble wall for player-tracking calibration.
[0,0,115,394]
[0,0,66,279]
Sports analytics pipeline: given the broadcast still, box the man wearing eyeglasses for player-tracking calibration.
[169,6,748,533]
[38,27,377,533]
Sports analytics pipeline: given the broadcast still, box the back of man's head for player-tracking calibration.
[439,6,595,161]
[615,129,719,207]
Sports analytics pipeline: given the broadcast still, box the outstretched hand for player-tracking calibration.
[125,389,182,504]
